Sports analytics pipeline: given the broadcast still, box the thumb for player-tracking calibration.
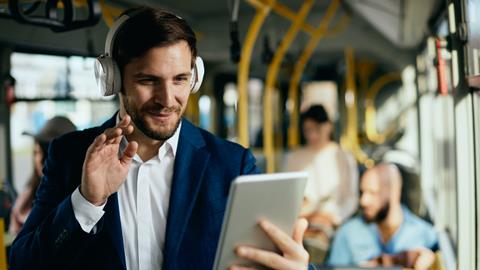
[293,218,308,245]
[120,141,138,165]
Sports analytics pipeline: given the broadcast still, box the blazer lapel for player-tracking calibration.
[163,119,211,269]
[104,192,127,270]
[97,113,127,269]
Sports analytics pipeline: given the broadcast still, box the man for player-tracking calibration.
[9,7,309,270]
[327,163,438,269]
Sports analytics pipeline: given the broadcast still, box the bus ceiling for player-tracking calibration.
[0,0,443,67]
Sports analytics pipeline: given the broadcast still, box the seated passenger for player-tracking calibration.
[9,116,76,235]
[286,105,358,229]
[327,163,438,269]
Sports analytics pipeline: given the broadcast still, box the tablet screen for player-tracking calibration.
[213,172,307,270]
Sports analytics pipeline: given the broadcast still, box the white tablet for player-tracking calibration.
[213,171,308,270]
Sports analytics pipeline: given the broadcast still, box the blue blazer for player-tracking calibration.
[9,115,259,270]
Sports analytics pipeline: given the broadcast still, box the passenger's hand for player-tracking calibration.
[230,218,309,270]
[306,211,336,229]
[413,248,435,270]
[80,115,137,206]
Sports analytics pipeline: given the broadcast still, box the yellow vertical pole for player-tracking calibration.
[0,219,7,270]
[287,0,342,148]
[186,93,200,126]
[237,0,273,148]
[263,0,315,173]
[340,48,372,167]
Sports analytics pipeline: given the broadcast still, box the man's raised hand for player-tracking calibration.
[80,115,137,206]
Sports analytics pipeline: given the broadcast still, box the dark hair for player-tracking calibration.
[301,104,330,124]
[113,7,197,72]
[37,141,50,164]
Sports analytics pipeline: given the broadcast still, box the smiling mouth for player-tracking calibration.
[145,110,175,120]
[149,111,172,116]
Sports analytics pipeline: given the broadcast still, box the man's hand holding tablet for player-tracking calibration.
[213,172,310,270]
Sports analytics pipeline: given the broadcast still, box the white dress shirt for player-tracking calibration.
[71,121,181,270]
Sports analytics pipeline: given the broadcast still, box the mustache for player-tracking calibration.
[141,104,181,114]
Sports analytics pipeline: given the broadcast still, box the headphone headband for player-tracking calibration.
[104,10,143,56]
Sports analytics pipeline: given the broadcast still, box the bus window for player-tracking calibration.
[9,52,117,193]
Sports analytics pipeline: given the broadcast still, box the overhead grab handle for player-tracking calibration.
[7,0,101,32]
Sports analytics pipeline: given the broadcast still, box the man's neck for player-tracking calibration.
[126,131,163,162]
[377,205,403,243]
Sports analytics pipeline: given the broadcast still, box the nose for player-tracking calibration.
[153,82,174,107]
[360,193,369,208]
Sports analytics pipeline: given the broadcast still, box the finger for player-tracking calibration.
[106,116,134,140]
[111,131,126,145]
[258,219,298,255]
[120,141,138,165]
[87,134,107,155]
[293,218,308,245]
[124,124,134,135]
[117,114,131,128]
[116,115,134,132]
[236,246,289,269]
[104,127,123,141]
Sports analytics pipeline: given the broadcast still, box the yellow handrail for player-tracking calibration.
[340,48,373,167]
[100,0,124,27]
[237,0,273,148]
[248,0,317,35]
[0,219,6,270]
[287,0,343,148]
[323,13,350,38]
[238,0,349,148]
[263,0,315,173]
[364,72,401,144]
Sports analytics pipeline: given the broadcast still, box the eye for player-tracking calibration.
[138,78,155,85]
[174,75,190,85]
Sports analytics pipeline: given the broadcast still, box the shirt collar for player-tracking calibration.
[116,114,181,161]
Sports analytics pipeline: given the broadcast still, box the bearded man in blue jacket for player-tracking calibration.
[9,6,310,270]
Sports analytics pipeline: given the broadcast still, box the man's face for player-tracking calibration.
[360,171,390,223]
[121,41,193,141]
[302,119,330,147]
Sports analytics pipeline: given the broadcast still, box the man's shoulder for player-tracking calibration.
[336,215,370,236]
[397,207,438,250]
[182,121,258,174]
[402,207,435,233]
[51,125,105,151]
[184,120,248,154]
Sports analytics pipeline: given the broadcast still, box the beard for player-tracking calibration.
[122,94,182,141]
[363,201,390,223]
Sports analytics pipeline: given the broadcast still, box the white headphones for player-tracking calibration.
[94,11,205,96]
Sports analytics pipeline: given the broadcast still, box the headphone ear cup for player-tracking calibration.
[95,56,122,96]
[111,60,122,95]
[191,56,204,93]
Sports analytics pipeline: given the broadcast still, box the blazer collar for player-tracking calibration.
[163,118,211,269]
[94,113,127,269]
